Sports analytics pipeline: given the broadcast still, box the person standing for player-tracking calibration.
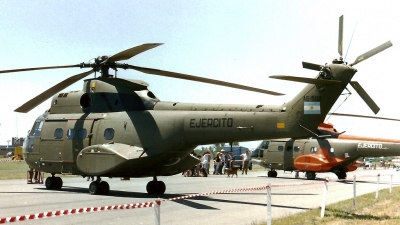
[202,152,210,174]
[220,150,226,174]
[213,153,221,175]
[241,150,252,175]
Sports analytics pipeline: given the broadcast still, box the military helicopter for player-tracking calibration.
[0,15,391,195]
[252,118,400,180]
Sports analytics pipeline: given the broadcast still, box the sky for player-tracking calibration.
[1,1,400,148]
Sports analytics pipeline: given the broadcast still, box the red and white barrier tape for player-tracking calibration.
[0,202,153,223]
[1,174,390,223]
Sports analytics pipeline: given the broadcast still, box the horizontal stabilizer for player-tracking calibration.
[270,75,341,85]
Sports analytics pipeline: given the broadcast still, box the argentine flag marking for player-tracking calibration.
[304,102,321,114]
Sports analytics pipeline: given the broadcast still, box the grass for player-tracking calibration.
[256,186,400,225]
[0,159,30,179]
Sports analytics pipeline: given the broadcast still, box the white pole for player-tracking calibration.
[375,173,380,199]
[353,175,356,208]
[267,183,271,225]
[320,178,329,218]
[390,174,393,194]
[154,198,161,225]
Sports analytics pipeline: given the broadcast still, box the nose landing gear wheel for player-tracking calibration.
[146,180,166,195]
[45,177,54,190]
[89,181,99,195]
[45,176,63,190]
[99,181,110,195]
[89,179,110,195]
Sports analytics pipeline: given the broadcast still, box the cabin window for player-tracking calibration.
[286,146,293,151]
[294,146,300,152]
[278,145,284,151]
[78,128,87,139]
[330,148,334,153]
[54,128,63,139]
[104,128,115,140]
[310,147,317,153]
[67,129,76,139]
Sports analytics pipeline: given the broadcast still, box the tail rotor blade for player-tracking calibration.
[349,81,380,114]
[338,15,343,57]
[352,41,393,66]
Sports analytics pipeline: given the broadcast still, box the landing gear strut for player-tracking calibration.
[146,176,166,195]
[305,171,316,180]
[45,174,63,190]
[88,176,110,195]
[267,170,278,177]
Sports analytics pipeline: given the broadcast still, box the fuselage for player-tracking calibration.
[254,137,400,173]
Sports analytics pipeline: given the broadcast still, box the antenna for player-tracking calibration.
[15,114,18,138]
[344,22,358,62]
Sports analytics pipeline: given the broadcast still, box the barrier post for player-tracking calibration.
[375,174,380,199]
[154,198,161,225]
[390,174,393,194]
[320,178,329,218]
[353,175,356,208]
[266,183,271,225]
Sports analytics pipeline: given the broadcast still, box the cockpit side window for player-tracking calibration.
[54,128,63,139]
[30,120,44,137]
[262,141,269,149]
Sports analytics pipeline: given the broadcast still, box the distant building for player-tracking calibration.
[0,137,24,156]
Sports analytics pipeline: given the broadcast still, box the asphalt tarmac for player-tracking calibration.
[0,168,398,225]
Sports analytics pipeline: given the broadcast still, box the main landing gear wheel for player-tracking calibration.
[305,172,316,180]
[335,171,347,180]
[267,170,278,177]
[88,177,110,195]
[146,179,166,195]
[45,175,63,190]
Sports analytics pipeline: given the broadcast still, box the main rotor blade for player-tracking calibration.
[15,70,93,113]
[127,65,284,95]
[349,81,380,114]
[0,65,80,74]
[329,112,400,121]
[107,43,163,63]
[352,41,393,66]
[302,61,323,71]
[338,15,343,57]
[270,75,341,85]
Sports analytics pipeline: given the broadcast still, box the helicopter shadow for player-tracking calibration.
[27,186,311,210]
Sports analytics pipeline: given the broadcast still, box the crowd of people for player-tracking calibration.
[183,149,252,177]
